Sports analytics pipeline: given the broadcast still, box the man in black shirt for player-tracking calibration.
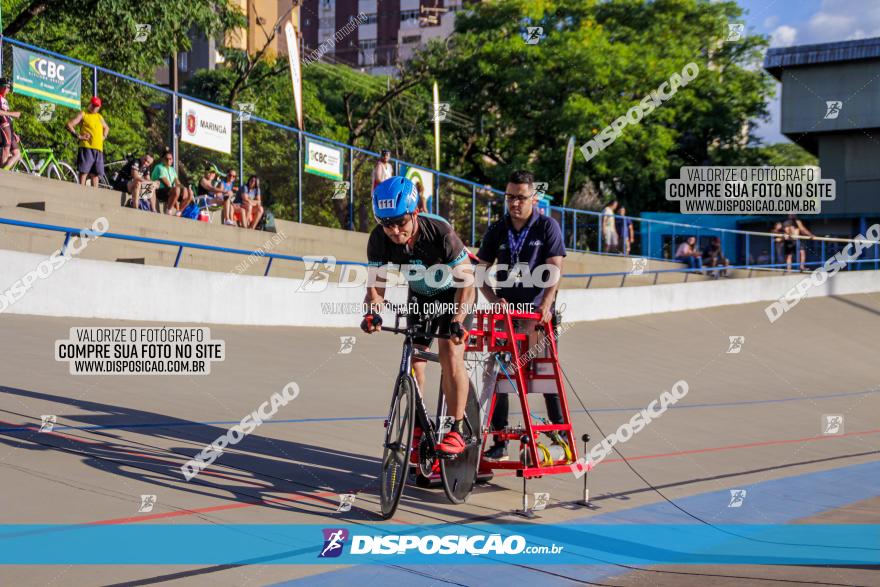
[476,170,567,460]
[361,176,475,456]
[113,154,155,211]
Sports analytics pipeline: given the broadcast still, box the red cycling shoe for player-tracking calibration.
[436,430,467,456]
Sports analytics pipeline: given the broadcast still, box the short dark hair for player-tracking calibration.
[507,170,534,186]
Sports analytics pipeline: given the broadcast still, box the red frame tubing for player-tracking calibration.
[472,310,580,479]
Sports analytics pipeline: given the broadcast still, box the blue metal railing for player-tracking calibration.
[563,260,879,288]
[547,206,880,271]
[1,36,876,272]
[3,217,877,287]
[0,217,367,276]
[0,37,509,233]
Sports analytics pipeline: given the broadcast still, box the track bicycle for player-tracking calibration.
[378,304,482,519]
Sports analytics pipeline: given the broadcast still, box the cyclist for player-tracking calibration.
[0,78,22,171]
[361,176,475,456]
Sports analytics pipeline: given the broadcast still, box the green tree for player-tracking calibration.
[2,0,245,174]
[3,0,242,77]
[412,0,775,213]
[750,142,818,167]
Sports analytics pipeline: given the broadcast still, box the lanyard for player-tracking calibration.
[507,213,537,265]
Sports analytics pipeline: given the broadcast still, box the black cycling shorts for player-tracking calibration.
[407,287,466,348]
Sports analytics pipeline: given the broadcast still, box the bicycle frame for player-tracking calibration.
[384,315,450,460]
[18,147,61,176]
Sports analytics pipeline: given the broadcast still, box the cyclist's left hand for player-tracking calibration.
[449,320,467,345]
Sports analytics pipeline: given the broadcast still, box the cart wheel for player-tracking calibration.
[440,381,481,504]
[476,471,494,485]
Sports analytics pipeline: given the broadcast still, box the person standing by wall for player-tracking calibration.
[601,200,619,253]
[476,170,567,461]
[615,205,634,255]
[783,214,814,271]
[372,149,393,191]
[67,96,109,187]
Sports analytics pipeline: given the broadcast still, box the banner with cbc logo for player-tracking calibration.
[12,47,82,109]
[304,138,344,181]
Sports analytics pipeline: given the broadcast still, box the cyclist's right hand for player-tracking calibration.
[360,312,383,333]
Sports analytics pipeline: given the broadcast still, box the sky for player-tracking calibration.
[736,0,880,143]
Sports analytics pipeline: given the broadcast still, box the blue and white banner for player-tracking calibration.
[1,524,877,565]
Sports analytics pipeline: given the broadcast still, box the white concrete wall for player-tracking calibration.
[1,249,878,326]
[557,266,880,322]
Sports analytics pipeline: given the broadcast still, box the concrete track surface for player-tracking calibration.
[0,293,878,586]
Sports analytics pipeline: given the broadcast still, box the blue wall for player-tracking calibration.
[640,213,751,261]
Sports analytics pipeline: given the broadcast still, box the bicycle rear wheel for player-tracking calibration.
[440,380,481,504]
[12,159,31,175]
[380,374,416,520]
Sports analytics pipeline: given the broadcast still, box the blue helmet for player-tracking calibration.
[373,176,418,223]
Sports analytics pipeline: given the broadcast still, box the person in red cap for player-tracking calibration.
[66,96,109,187]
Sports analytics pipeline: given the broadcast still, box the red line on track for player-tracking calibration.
[5,419,875,524]
[88,491,341,525]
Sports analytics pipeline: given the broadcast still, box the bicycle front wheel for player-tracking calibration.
[46,163,77,182]
[380,374,416,520]
[57,162,79,183]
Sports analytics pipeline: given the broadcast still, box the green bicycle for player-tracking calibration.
[12,144,78,182]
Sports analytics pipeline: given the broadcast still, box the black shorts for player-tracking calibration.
[0,125,18,150]
[156,186,172,202]
[408,288,460,348]
[111,177,130,192]
[783,241,796,255]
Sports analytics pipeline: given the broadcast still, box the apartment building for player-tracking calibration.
[300,0,464,76]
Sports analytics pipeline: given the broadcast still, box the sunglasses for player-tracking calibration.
[379,214,411,229]
[504,193,534,203]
